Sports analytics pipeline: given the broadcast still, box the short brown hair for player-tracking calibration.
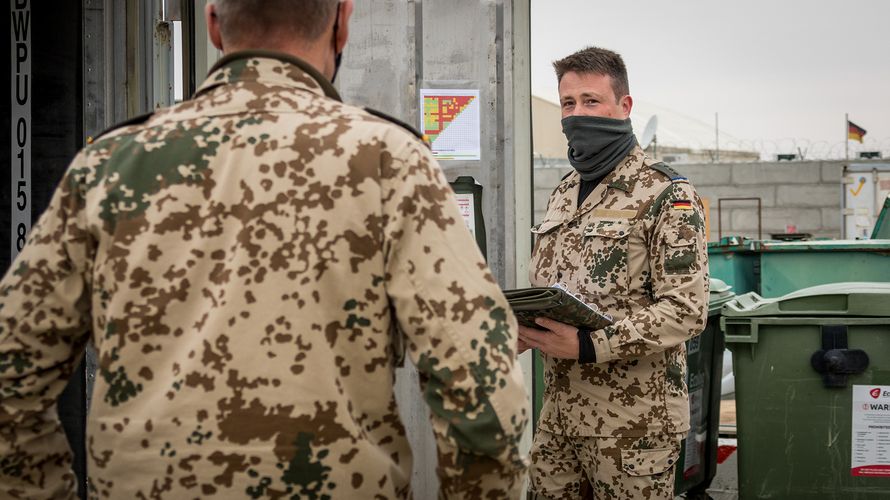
[553,47,629,101]
[214,0,340,44]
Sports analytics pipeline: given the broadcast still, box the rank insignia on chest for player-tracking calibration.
[672,200,693,210]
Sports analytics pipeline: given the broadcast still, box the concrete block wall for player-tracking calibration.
[534,158,847,241]
[681,161,844,240]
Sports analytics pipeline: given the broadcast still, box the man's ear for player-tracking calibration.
[206,2,224,51]
[336,0,355,53]
[619,94,633,119]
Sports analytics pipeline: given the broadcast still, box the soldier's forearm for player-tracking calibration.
[590,295,706,363]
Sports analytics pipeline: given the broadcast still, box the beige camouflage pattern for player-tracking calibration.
[529,429,682,499]
[529,145,709,438]
[0,52,528,499]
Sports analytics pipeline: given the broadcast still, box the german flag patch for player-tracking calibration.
[672,200,693,210]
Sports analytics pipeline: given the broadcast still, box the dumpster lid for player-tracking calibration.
[751,239,890,252]
[709,278,735,303]
[708,278,735,314]
[710,278,732,294]
[722,282,890,317]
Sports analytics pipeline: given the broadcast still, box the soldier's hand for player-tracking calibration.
[517,337,532,354]
[518,318,580,360]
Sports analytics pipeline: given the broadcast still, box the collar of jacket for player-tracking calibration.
[558,145,646,222]
[193,50,342,102]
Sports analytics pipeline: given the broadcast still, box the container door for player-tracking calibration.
[844,167,876,239]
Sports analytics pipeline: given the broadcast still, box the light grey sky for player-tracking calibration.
[531,0,890,159]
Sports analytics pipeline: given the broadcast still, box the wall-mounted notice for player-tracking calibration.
[10,0,32,260]
[852,385,890,477]
[420,89,480,161]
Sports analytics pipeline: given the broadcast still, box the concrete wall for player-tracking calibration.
[339,0,521,287]
[534,158,851,241]
[682,160,844,240]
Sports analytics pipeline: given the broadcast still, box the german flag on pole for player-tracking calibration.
[848,120,867,143]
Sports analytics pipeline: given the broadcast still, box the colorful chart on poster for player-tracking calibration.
[420,89,481,160]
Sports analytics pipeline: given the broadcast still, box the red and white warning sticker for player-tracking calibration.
[852,385,890,477]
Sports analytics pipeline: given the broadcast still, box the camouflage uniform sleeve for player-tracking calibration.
[0,152,93,499]
[379,131,529,498]
[590,181,709,363]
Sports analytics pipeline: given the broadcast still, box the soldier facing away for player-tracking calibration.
[518,47,709,499]
[0,0,528,498]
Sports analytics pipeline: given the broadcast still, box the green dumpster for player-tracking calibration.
[872,195,890,239]
[722,282,890,499]
[708,237,759,296]
[753,240,890,297]
[709,237,890,299]
[675,279,735,497]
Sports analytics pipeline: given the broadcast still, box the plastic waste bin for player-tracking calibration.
[675,278,735,497]
[722,282,890,499]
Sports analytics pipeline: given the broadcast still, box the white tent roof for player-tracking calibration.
[630,100,749,152]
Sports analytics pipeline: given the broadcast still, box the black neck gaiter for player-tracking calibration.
[330,2,343,84]
[562,115,638,181]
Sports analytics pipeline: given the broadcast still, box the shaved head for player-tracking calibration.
[212,0,340,46]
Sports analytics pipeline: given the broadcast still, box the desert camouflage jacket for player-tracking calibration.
[0,51,528,499]
[529,146,708,438]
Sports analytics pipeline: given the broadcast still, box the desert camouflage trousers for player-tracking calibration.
[528,429,684,499]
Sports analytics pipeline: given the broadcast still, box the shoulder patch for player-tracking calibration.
[649,162,688,184]
[364,107,430,147]
[88,111,155,144]
[670,199,694,211]
[646,179,696,219]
